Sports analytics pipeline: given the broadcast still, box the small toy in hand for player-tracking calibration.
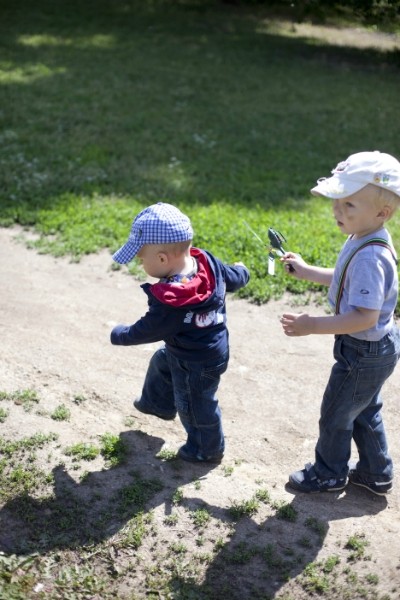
[243,221,293,275]
[268,227,286,255]
[267,228,290,275]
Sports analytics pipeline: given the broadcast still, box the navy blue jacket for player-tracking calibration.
[110,247,250,362]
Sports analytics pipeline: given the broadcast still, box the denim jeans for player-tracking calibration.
[315,327,400,481]
[139,345,229,459]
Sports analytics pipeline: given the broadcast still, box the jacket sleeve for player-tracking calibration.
[221,263,250,293]
[110,305,177,346]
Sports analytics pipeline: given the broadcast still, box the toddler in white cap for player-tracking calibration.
[280,151,400,495]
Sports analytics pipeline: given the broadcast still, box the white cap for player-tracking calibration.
[311,151,400,199]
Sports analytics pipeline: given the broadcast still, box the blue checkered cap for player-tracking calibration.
[112,202,193,264]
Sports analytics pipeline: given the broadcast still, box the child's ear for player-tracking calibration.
[158,251,168,264]
[378,205,392,220]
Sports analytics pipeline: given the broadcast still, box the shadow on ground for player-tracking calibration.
[0,429,219,555]
[173,486,387,598]
[0,424,389,598]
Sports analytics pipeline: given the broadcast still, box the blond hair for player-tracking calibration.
[366,184,400,221]
[157,240,192,257]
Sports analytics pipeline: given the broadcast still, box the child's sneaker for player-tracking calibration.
[348,469,393,496]
[289,463,347,493]
[177,445,224,464]
[133,398,176,421]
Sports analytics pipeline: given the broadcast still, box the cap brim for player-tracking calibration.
[311,176,366,199]
[112,240,141,264]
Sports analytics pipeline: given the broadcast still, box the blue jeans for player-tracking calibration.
[139,346,228,459]
[315,328,400,481]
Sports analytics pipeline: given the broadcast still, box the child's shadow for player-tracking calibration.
[170,486,388,599]
[0,429,217,556]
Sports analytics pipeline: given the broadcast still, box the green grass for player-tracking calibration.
[99,432,128,466]
[0,432,58,501]
[190,508,212,528]
[51,404,71,421]
[229,497,260,520]
[345,533,370,561]
[1,0,399,305]
[64,442,100,461]
[156,447,178,461]
[273,500,298,522]
[0,408,9,423]
[0,389,40,412]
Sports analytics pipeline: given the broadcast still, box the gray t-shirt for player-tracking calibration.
[328,228,398,341]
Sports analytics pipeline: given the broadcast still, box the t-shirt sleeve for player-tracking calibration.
[347,258,386,311]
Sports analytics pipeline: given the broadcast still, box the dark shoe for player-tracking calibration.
[133,398,176,421]
[177,445,224,464]
[289,463,347,494]
[348,469,392,496]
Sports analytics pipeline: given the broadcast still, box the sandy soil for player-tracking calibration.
[1,225,400,598]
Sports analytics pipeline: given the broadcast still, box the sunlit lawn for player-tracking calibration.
[1,0,400,305]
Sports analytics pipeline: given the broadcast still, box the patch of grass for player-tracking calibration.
[164,513,179,526]
[53,564,108,597]
[0,553,38,597]
[297,535,313,549]
[172,487,184,505]
[156,447,178,461]
[214,537,226,552]
[323,554,341,573]
[51,403,71,421]
[123,416,135,427]
[301,562,331,594]
[116,475,163,514]
[228,497,260,520]
[116,511,154,550]
[2,465,53,499]
[190,508,211,529]
[72,394,87,405]
[0,407,9,422]
[64,442,100,461]
[365,573,379,585]
[0,389,40,412]
[254,488,271,504]
[227,541,258,565]
[272,500,298,522]
[169,541,187,554]
[0,433,57,501]
[223,465,234,477]
[345,533,370,561]
[228,487,273,520]
[263,543,285,569]
[0,432,58,456]
[99,432,128,466]
[304,516,328,540]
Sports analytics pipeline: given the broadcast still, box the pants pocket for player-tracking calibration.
[353,357,397,404]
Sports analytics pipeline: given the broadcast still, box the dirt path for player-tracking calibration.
[1,225,400,598]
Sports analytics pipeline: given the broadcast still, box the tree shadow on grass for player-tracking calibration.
[0,429,220,556]
[169,485,388,599]
[1,0,399,221]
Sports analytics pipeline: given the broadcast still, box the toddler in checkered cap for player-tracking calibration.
[110,202,250,463]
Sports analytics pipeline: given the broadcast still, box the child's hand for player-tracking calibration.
[280,252,308,279]
[280,312,314,336]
